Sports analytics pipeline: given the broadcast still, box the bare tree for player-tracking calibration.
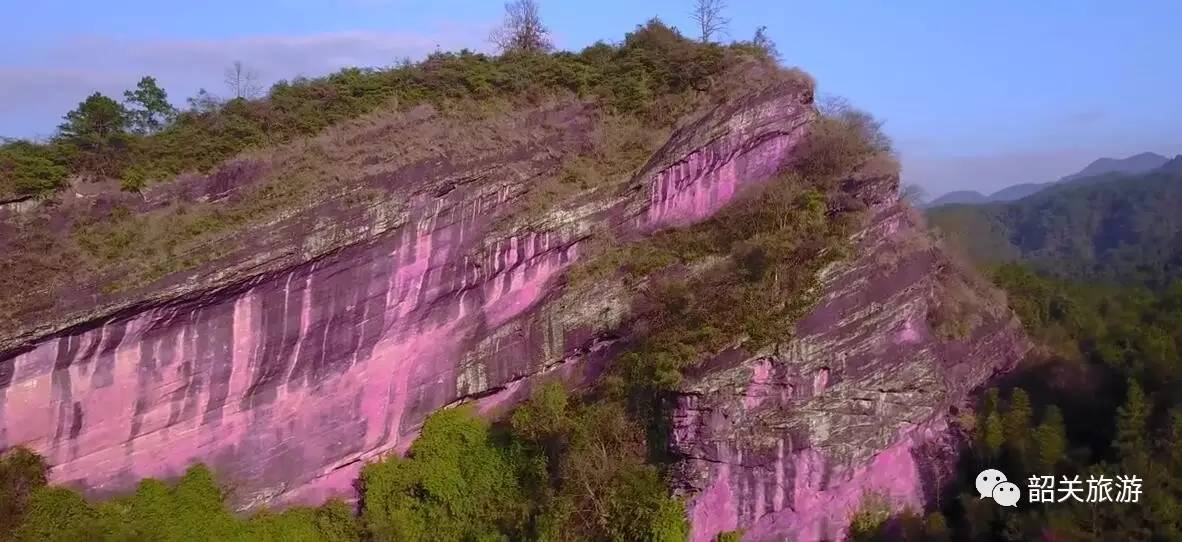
[490,0,552,54]
[224,61,262,100]
[691,0,730,43]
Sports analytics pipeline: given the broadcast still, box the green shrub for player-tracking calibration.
[0,140,69,198]
[848,493,894,541]
[14,486,97,542]
[360,406,531,541]
[0,447,49,538]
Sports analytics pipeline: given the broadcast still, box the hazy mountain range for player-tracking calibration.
[927,153,1182,288]
[926,151,1172,207]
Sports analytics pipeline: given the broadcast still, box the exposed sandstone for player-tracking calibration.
[0,77,1026,542]
[671,172,1028,541]
[0,84,815,509]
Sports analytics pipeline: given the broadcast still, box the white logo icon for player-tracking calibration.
[992,481,1021,506]
[976,468,1008,499]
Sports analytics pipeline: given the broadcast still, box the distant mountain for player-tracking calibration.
[1058,151,1170,183]
[926,151,1170,207]
[927,159,1182,288]
[1157,153,1182,173]
[984,182,1048,202]
[925,190,987,206]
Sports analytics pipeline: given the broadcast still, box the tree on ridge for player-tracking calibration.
[490,0,553,54]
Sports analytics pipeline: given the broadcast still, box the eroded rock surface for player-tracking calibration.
[0,76,1024,542]
[0,85,814,508]
[671,171,1029,541]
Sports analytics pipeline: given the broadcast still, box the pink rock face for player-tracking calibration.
[0,85,814,507]
[671,176,1029,541]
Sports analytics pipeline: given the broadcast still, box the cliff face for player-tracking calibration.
[0,86,814,508]
[0,78,1027,540]
[672,170,1029,541]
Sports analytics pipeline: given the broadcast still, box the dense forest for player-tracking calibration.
[853,165,1182,540]
[927,160,1182,290]
[853,264,1182,540]
[0,5,895,541]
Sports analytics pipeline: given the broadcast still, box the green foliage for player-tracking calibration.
[15,486,97,542]
[360,406,530,541]
[56,92,130,178]
[5,19,775,197]
[928,165,1182,290]
[1001,388,1032,467]
[848,493,893,540]
[1113,378,1150,467]
[907,266,1182,540]
[7,462,360,542]
[981,412,1004,460]
[1033,405,1067,472]
[850,508,954,542]
[124,76,178,135]
[0,447,49,538]
[352,391,687,542]
[601,180,856,402]
[0,140,69,199]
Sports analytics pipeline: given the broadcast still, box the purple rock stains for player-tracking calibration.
[0,81,1024,541]
[0,84,818,509]
[672,178,1028,541]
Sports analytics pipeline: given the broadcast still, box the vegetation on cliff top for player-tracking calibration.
[0,14,794,201]
[0,12,809,332]
[0,96,892,539]
[0,1,904,539]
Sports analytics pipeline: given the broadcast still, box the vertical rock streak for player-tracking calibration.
[0,88,816,507]
[673,190,1028,541]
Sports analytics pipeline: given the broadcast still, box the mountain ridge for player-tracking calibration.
[927,162,1182,288]
[926,151,1170,207]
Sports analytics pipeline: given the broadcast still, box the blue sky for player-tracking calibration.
[3,0,1180,197]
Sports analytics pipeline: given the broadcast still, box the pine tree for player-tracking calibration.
[1165,407,1182,468]
[1002,388,1033,464]
[977,388,1001,457]
[984,412,1005,459]
[1034,405,1067,472]
[1114,378,1150,467]
[56,92,129,178]
[983,388,1000,412]
[124,76,177,135]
